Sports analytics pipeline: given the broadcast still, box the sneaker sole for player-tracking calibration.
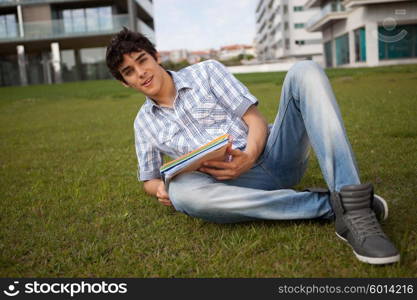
[374,194,388,221]
[335,232,400,265]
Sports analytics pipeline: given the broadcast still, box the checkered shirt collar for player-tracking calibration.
[144,70,193,114]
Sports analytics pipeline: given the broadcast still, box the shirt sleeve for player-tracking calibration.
[134,123,163,181]
[206,60,259,117]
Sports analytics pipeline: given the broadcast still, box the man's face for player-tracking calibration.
[118,50,165,98]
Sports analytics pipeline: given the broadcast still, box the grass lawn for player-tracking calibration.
[0,64,416,277]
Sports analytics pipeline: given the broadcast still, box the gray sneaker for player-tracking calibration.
[331,183,400,265]
[304,187,388,222]
[373,194,388,222]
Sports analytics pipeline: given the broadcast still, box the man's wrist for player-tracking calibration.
[244,149,259,164]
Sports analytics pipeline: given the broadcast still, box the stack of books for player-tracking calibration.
[160,134,230,183]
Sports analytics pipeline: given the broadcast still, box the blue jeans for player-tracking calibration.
[168,61,360,223]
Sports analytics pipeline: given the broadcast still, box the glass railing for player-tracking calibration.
[306,1,346,29]
[0,0,86,5]
[0,23,19,39]
[0,14,129,41]
[0,0,154,10]
[0,0,16,6]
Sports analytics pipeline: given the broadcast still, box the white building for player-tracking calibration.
[187,51,212,64]
[255,0,323,62]
[306,0,417,68]
[169,49,188,63]
[218,45,256,61]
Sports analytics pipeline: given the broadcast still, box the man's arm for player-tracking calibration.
[143,179,172,206]
[242,105,268,163]
[199,105,268,180]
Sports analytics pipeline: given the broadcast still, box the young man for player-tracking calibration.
[106,28,400,265]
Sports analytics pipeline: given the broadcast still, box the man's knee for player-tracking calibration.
[168,172,214,215]
[288,60,323,82]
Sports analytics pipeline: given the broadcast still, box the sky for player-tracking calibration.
[153,0,258,51]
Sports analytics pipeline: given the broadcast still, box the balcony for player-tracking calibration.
[343,0,409,8]
[0,0,87,7]
[0,14,129,41]
[0,0,153,15]
[306,1,348,32]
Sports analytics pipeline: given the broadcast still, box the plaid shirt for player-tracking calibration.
[134,60,259,181]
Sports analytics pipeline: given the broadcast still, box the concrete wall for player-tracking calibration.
[22,4,52,22]
[227,62,295,74]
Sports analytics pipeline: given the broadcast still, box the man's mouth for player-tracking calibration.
[142,76,153,87]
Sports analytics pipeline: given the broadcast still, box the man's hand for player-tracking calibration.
[199,144,257,180]
[156,181,172,206]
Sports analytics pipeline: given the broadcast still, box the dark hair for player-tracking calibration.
[106,27,157,83]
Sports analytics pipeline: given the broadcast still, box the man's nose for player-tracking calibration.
[135,66,146,79]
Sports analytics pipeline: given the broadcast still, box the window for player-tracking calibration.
[80,47,111,80]
[294,23,304,29]
[335,34,349,65]
[295,40,305,45]
[293,6,304,12]
[26,53,45,85]
[354,27,366,62]
[62,6,112,33]
[284,22,288,30]
[378,24,417,60]
[283,5,288,14]
[0,54,20,86]
[324,41,333,68]
[0,14,17,38]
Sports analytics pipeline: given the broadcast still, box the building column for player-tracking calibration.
[50,42,62,83]
[17,2,24,37]
[365,22,379,67]
[127,0,137,31]
[17,45,28,86]
[349,30,355,65]
[74,49,83,81]
[328,24,337,67]
[332,39,337,67]
[42,51,52,84]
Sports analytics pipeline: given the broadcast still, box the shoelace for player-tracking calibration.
[346,209,386,241]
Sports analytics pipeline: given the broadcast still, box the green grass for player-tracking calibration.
[1,64,416,277]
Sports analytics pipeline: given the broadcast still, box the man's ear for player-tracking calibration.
[156,52,162,64]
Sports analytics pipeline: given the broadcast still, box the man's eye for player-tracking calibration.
[125,69,133,76]
[139,58,147,64]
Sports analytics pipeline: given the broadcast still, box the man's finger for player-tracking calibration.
[159,191,169,198]
[216,176,233,181]
[157,189,169,198]
[200,167,235,177]
[158,198,172,206]
[226,142,233,154]
[229,148,244,156]
[203,160,233,169]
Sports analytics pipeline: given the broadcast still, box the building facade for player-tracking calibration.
[255,0,323,62]
[0,0,154,86]
[306,0,417,68]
